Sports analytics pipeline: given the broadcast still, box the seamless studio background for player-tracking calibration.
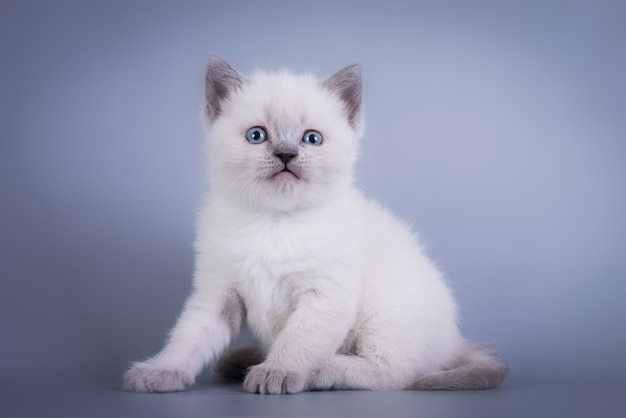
[1,1,625,417]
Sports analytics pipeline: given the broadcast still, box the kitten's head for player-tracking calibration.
[204,57,363,212]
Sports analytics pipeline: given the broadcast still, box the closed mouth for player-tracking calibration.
[272,166,299,179]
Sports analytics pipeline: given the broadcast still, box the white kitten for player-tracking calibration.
[123,57,508,394]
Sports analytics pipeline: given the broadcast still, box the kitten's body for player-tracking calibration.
[123,58,508,394]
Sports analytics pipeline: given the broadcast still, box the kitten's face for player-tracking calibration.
[205,60,363,211]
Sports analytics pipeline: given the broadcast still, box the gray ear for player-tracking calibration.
[322,64,362,129]
[205,56,246,121]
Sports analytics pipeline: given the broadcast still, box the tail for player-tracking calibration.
[407,344,509,390]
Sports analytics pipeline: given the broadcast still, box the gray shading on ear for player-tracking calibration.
[322,64,362,129]
[205,56,246,121]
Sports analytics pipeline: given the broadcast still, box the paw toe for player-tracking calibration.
[243,365,305,395]
[123,363,193,392]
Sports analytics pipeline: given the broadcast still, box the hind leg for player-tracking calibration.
[306,353,412,391]
[306,329,426,392]
[212,346,264,380]
[307,342,506,391]
[306,318,461,391]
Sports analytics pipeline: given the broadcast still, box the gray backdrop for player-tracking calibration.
[1,1,625,417]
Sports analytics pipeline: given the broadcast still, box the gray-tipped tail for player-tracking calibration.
[407,344,509,390]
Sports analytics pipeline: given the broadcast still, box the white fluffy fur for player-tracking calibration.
[123,58,507,394]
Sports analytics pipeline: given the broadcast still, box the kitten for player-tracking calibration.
[123,57,508,394]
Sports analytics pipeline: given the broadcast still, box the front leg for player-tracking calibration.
[243,286,355,394]
[123,287,244,392]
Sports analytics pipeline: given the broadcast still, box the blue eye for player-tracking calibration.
[246,127,267,144]
[302,130,323,146]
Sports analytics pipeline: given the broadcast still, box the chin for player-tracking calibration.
[269,172,300,194]
[254,181,327,213]
[224,169,344,212]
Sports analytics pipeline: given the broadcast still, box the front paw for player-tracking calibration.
[243,364,306,394]
[123,362,194,392]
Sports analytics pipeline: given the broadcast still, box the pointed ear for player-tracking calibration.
[205,56,246,121]
[322,64,362,130]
